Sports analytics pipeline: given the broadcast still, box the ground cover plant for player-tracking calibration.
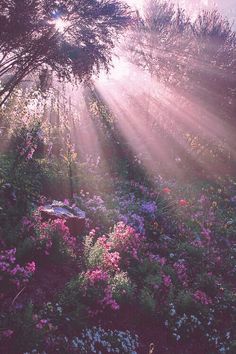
[1,159,236,353]
[0,0,236,353]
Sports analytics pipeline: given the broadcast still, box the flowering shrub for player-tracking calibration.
[173,260,188,287]
[71,327,139,353]
[139,287,156,314]
[194,290,212,305]
[61,269,120,317]
[110,272,135,303]
[83,195,107,214]
[119,213,145,235]
[76,193,120,232]
[141,201,158,217]
[1,171,236,353]
[84,223,144,272]
[0,248,35,291]
[21,214,76,261]
[117,193,158,234]
[84,233,120,272]
[108,222,145,263]
[164,301,236,353]
[86,268,109,285]
[59,223,142,320]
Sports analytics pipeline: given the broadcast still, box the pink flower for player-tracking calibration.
[174,261,188,286]
[21,217,32,228]
[0,249,35,291]
[163,187,171,194]
[64,199,70,205]
[104,251,120,271]
[89,229,96,238]
[109,222,144,263]
[199,195,208,205]
[201,228,211,243]
[36,319,48,329]
[31,217,76,257]
[159,257,167,266]
[163,275,172,287]
[2,329,14,338]
[194,290,212,305]
[179,199,188,207]
[25,261,36,273]
[86,269,109,284]
[101,286,120,311]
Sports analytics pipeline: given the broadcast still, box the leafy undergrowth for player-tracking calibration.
[1,175,236,354]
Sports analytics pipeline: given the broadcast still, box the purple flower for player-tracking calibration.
[119,213,145,235]
[2,330,14,338]
[141,201,157,215]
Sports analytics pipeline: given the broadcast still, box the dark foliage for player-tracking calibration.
[0,0,131,105]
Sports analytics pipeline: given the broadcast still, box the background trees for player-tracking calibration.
[0,0,235,176]
[128,1,235,93]
[0,0,131,105]
[125,0,236,174]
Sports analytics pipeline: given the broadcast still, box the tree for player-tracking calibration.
[127,1,235,92]
[0,0,131,105]
[125,0,236,173]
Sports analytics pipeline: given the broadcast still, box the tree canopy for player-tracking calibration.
[124,0,236,171]
[0,0,131,105]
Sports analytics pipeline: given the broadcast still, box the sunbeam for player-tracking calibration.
[53,18,70,33]
[1,1,236,353]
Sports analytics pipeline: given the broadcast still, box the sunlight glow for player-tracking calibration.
[53,18,70,33]
[94,41,236,179]
[45,0,236,180]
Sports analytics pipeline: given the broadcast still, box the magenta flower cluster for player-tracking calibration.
[22,214,76,257]
[173,260,188,287]
[84,269,120,313]
[0,248,36,290]
[81,223,146,315]
[194,290,212,305]
[109,222,145,262]
[86,268,109,284]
